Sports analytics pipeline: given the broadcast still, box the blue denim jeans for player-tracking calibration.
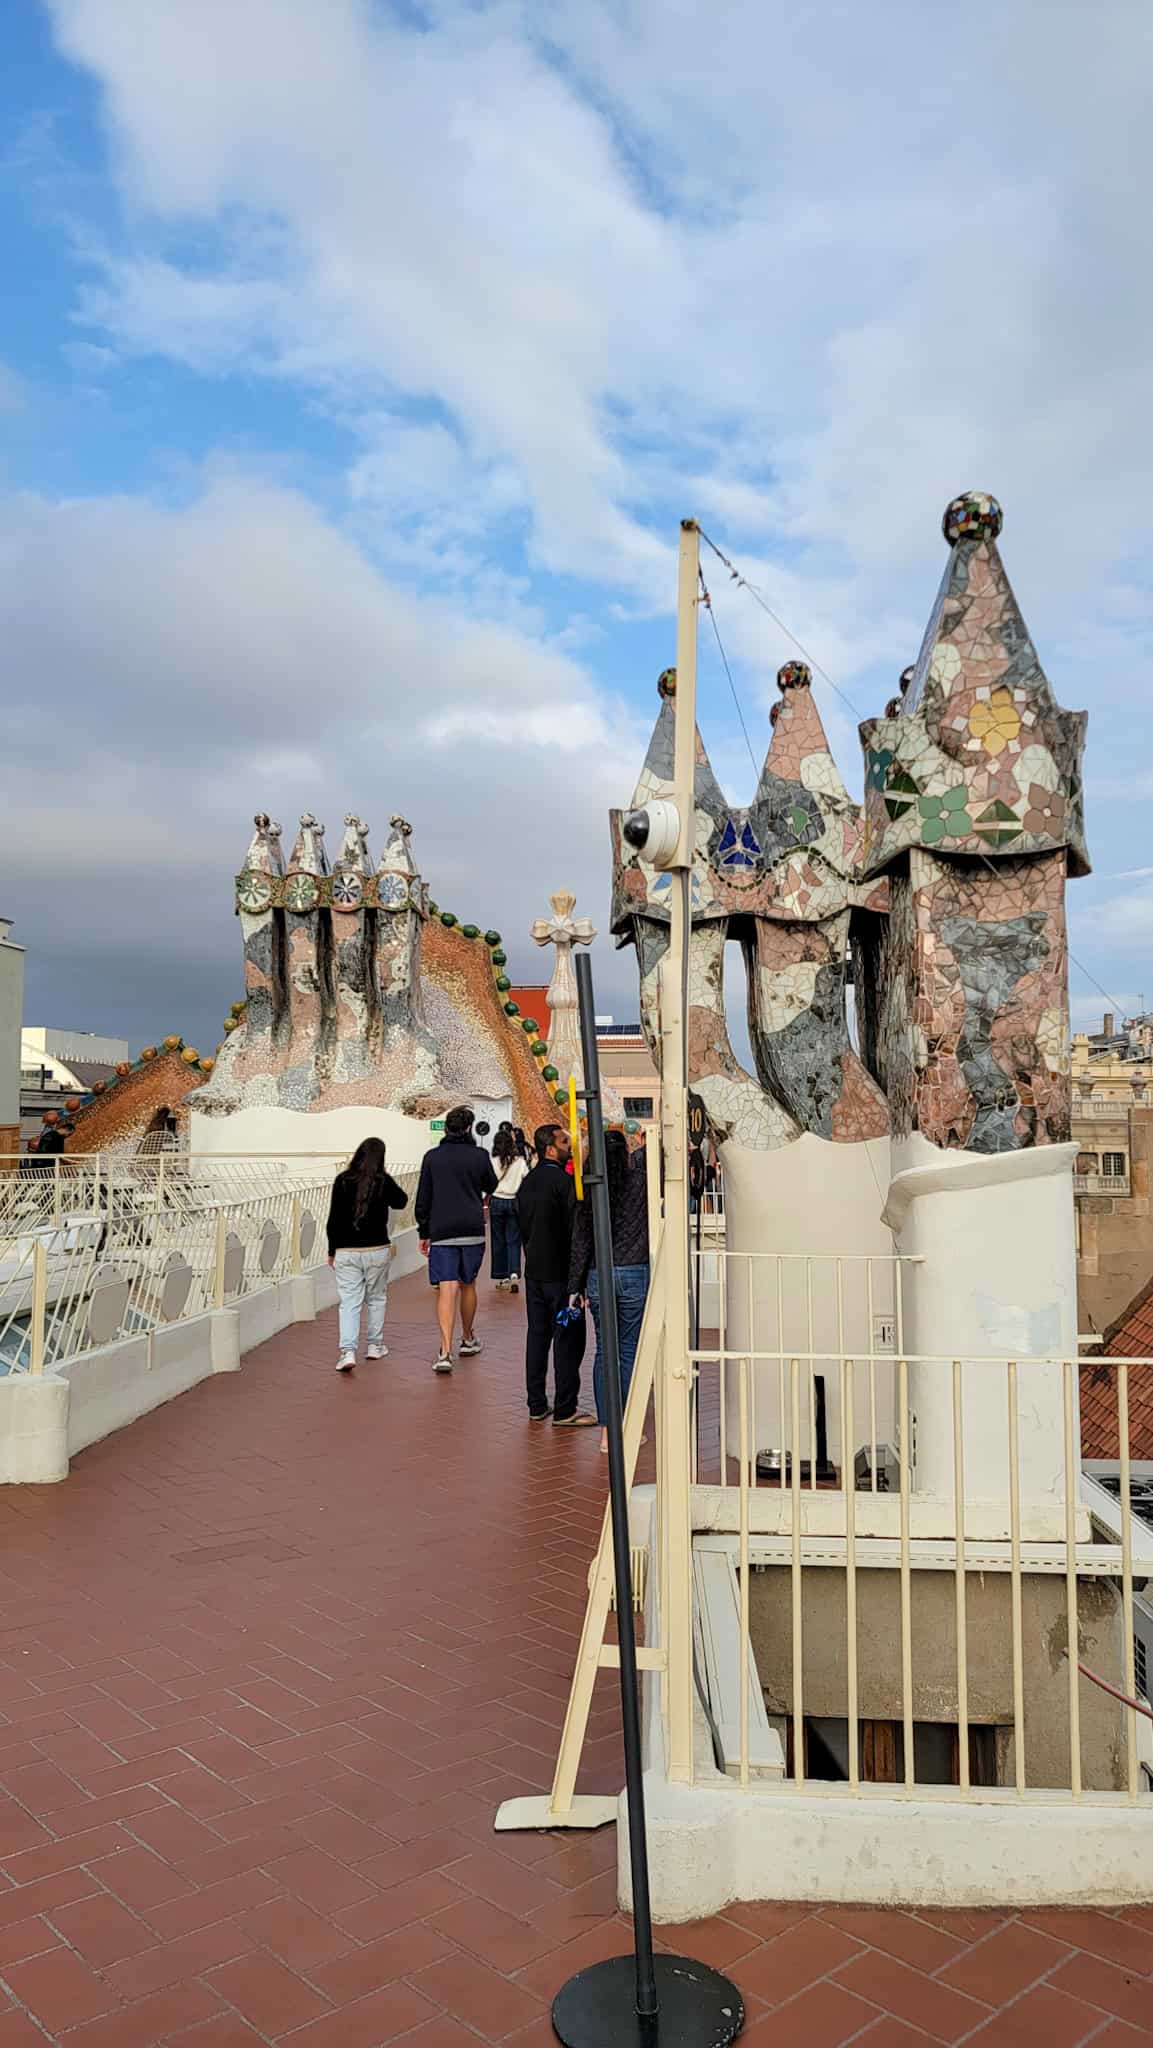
[489,1198,521,1281]
[334,1247,391,1353]
[587,1264,650,1426]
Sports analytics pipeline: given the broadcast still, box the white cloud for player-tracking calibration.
[15,0,1153,1035]
[0,472,647,1042]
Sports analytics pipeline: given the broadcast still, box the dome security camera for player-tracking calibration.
[622,799,681,871]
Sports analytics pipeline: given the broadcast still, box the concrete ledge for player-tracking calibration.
[622,1775,1153,1918]
[883,1139,1079,1231]
[0,1373,70,1484]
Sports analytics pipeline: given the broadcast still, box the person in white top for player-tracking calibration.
[490,1125,529,1291]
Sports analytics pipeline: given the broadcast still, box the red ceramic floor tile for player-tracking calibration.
[0,1276,1142,2048]
[938,1920,1072,2004]
[742,1978,882,2044]
[412,1950,547,2037]
[960,1982,1111,2047]
[1045,1950,1153,2031]
[2,1943,122,2031]
[832,1950,990,2042]
[207,1949,333,2034]
[60,1981,226,2048]
[735,1915,867,2005]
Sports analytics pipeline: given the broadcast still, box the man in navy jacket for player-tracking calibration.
[415,1106,496,1373]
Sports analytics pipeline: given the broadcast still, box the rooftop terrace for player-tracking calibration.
[0,1271,1147,2045]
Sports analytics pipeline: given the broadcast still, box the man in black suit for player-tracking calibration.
[516,1124,593,1426]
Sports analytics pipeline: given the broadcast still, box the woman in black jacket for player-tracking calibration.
[326,1138,409,1373]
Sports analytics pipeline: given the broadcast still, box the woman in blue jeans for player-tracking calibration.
[489,1126,528,1291]
[567,1130,651,1452]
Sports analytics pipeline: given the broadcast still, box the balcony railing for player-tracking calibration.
[684,1247,1153,1804]
[1072,1098,1137,1120]
[0,1153,421,1375]
[1074,1171,1131,1197]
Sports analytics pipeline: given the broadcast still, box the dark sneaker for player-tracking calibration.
[459,1335,483,1357]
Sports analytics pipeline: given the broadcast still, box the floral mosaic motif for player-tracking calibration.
[331,873,364,911]
[377,872,409,910]
[918,786,972,843]
[284,873,319,914]
[1024,784,1067,835]
[236,870,273,916]
[968,686,1022,756]
[866,748,893,792]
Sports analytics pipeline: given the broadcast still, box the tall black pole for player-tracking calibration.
[576,951,658,2018]
[551,953,744,2048]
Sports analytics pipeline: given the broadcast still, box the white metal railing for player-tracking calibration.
[687,1247,1153,1806]
[1074,1172,1131,1197]
[0,1155,420,1377]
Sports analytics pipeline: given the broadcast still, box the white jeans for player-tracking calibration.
[334,1247,391,1352]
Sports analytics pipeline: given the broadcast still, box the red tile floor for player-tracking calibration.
[0,1271,1148,2044]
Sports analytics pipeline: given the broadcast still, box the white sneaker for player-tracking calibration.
[433,1353,454,1374]
[336,1351,357,1373]
[508,1276,520,1293]
[459,1335,483,1357]
[365,1344,388,1359]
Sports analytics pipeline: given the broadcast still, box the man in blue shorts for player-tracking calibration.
[415,1105,497,1373]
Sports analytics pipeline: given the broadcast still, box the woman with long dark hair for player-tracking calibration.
[490,1126,529,1291]
[567,1129,651,1451]
[326,1137,409,1373]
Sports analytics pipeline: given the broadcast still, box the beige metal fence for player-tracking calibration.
[0,1155,420,1377]
[688,1246,1153,1805]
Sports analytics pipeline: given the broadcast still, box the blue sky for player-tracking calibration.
[2,0,1152,1056]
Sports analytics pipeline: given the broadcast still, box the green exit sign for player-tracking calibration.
[430,1119,445,1132]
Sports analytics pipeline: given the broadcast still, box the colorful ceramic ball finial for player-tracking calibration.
[777,660,812,692]
[658,666,677,700]
[943,490,1003,546]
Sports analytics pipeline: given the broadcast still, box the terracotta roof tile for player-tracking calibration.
[1080,1271,1153,1456]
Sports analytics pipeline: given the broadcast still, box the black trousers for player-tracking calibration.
[525,1279,587,1418]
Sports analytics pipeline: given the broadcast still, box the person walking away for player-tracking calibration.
[326,1137,409,1374]
[415,1105,496,1373]
[517,1124,594,1427]
[569,1129,651,1452]
[489,1127,528,1291]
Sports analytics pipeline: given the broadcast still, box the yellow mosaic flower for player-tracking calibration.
[968,686,1020,756]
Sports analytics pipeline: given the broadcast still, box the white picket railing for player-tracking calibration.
[687,1247,1153,1804]
[0,1154,420,1376]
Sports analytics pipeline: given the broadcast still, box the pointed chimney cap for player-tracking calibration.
[943,490,1003,546]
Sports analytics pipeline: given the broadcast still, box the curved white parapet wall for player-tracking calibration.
[883,1135,1081,1509]
[188,1101,432,1169]
[721,1133,894,1474]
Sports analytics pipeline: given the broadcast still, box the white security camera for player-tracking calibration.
[622,799,681,871]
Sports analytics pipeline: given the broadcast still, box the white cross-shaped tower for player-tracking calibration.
[530,890,596,1090]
